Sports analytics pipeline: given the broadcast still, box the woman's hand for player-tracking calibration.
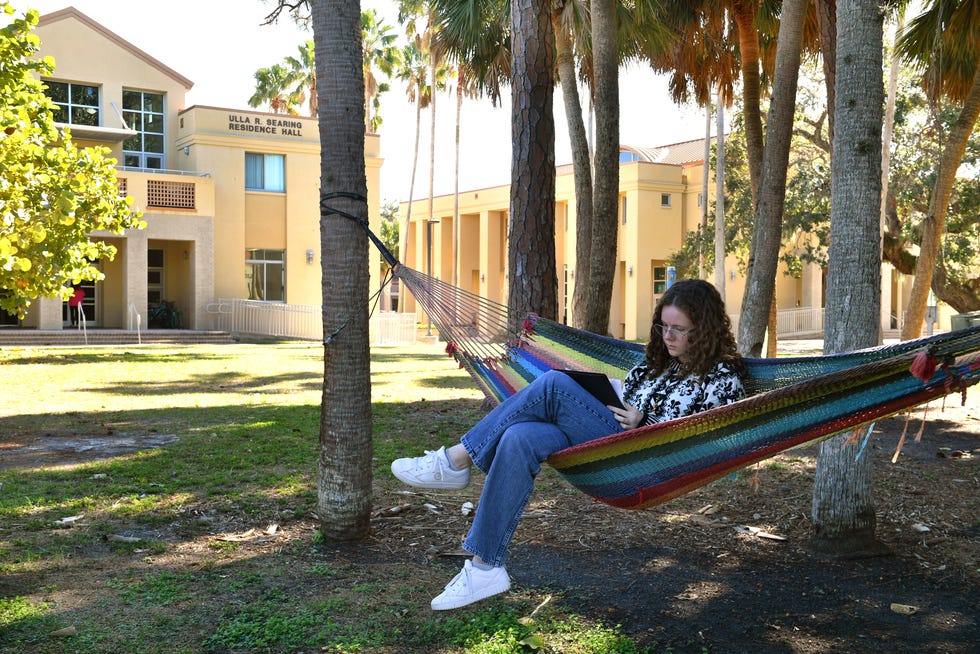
[608,402,644,431]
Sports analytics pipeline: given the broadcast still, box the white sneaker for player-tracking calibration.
[390,446,470,490]
[431,560,511,610]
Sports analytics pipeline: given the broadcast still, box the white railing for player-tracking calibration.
[370,311,418,345]
[128,303,143,344]
[776,307,824,337]
[206,298,416,345]
[729,308,824,339]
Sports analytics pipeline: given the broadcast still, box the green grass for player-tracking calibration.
[0,342,651,653]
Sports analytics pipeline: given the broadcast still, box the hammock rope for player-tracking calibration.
[356,220,980,509]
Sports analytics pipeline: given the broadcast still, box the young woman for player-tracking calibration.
[391,279,746,610]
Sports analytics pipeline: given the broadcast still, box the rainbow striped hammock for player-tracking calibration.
[382,257,980,510]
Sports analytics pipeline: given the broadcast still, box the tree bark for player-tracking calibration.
[714,93,727,298]
[553,13,594,329]
[311,0,372,541]
[811,0,887,558]
[815,0,837,148]
[732,1,765,208]
[583,0,619,335]
[737,0,806,357]
[901,65,980,340]
[508,0,557,319]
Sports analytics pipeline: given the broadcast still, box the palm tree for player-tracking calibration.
[736,0,808,358]
[553,3,594,327]
[451,64,481,290]
[248,63,301,114]
[897,0,980,339]
[508,0,558,319]
[362,9,402,133]
[309,0,373,541]
[655,0,824,355]
[395,41,436,264]
[811,0,887,557]
[284,40,317,117]
[583,0,619,334]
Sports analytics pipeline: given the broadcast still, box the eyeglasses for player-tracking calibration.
[654,323,693,339]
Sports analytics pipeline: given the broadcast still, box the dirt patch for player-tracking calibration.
[0,433,178,471]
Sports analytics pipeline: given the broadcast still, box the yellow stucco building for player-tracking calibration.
[5,7,382,332]
[401,141,834,342]
[8,7,931,342]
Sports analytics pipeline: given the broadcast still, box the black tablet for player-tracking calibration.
[559,370,625,409]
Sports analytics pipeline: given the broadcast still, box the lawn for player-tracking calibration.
[1,340,977,654]
[0,342,644,653]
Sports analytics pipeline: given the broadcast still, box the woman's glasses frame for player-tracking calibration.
[654,322,692,339]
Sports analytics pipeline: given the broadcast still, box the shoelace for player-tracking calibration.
[420,450,444,473]
[443,565,471,594]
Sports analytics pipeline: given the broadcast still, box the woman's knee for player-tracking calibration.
[497,423,566,464]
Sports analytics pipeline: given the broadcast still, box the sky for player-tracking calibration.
[10,0,714,204]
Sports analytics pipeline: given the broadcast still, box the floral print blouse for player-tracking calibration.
[622,359,745,427]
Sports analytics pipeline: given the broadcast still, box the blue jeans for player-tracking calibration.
[460,370,622,566]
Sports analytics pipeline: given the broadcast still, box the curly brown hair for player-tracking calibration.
[644,279,744,378]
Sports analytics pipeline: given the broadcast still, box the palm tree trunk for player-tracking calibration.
[454,72,463,319]
[311,0,372,541]
[584,0,619,335]
[815,0,837,147]
[427,55,437,278]
[714,91,727,298]
[812,0,887,558]
[737,0,806,357]
[508,0,557,319]
[553,13,593,328]
[701,98,711,280]
[401,102,422,265]
[901,65,980,340]
[732,0,765,207]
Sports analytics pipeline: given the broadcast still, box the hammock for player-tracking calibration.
[348,216,980,510]
[385,263,980,510]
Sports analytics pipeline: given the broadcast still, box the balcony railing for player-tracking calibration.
[117,168,213,214]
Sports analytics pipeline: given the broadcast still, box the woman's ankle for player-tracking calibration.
[446,444,472,469]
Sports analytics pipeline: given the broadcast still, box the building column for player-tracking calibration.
[126,230,149,330]
[880,262,894,335]
[35,296,65,330]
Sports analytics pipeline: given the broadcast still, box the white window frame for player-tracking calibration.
[122,89,165,170]
[245,249,286,302]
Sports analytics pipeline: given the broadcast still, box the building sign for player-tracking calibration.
[227,114,304,137]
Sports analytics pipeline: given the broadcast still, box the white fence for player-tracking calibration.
[777,307,824,337]
[730,307,825,338]
[205,298,828,345]
[206,298,417,345]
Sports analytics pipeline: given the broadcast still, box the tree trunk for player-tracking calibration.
[737,0,806,357]
[815,0,837,148]
[427,52,437,278]
[811,0,887,558]
[714,92,726,298]
[732,1,765,207]
[508,0,557,319]
[554,14,594,329]
[701,98,711,280]
[401,101,422,264]
[311,0,372,541]
[584,0,619,335]
[454,72,462,291]
[901,65,980,340]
